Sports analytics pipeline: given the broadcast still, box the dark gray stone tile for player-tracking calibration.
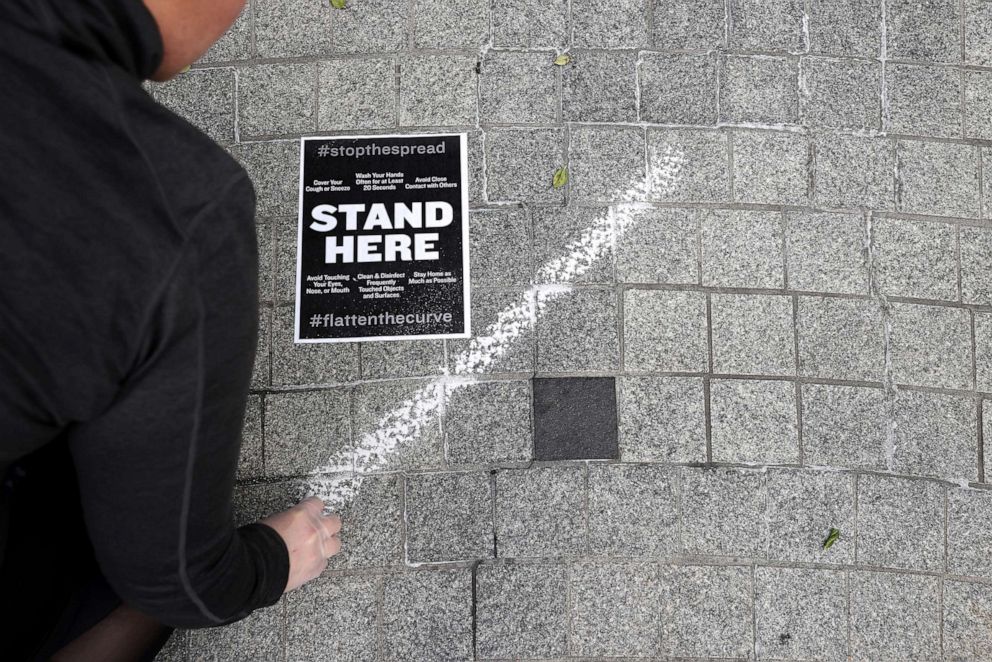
[536,289,619,372]
[325,474,403,570]
[754,567,849,660]
[491,0,568,48]
[149,68,235,144]
[533,377,617,460]
[681,467,767,557]
[238,63,315,139]
[639,53,718,125]
[948,488,992,579]
[652,0,726,49]
[710,378,799,465]
[623,289,707,372]
[646,129,730,203]
[405,471,494,563]
[317,58,396,131]
[808,0,881,56]
[944,580,992,660]
[849,571,940,662]
[571,0,650,47]
[897,139,980,219]
[284,575,377,661]
[796,296,884,382]
[569,561,662,657]
[802,384,887,471]
[711,294,795,377]
[271,306,359,386]
[732,130,810,206]
[588,464,679,556]
[444,380,532,465]
[787,211,869,295]
[618,376,707,463]
[616,206,699,284]
[569,126,646,203]
[801,57,881,129]
[814,135,895,210]
[660,565,753,658]
[352,381,443,473]
[766,469,856,564]
[891,390,978,482]
[264,389,351,477]
[413,0,490,49]
[476,563,568,659]
[886,63,962,138]
[961,225,992,306]
[720,55,799,124]
[381,569,473,662]
[728,0,806,52]
[399,55,477,127]
[856,474,944,572]
[888,302,973,390]
[700,209,785,288]
[874,217,957,301]
[562,51,638,123]
[486,128,566,203]
[479,50,557,124]
[886,0,961,62]
[496,466,587,557]
[532,206,613,285]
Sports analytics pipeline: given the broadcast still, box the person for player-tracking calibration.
[0,0,342,659]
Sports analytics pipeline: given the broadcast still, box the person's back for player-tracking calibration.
[0,1,341,658]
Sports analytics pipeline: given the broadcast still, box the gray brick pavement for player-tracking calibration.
[150,0,992,658]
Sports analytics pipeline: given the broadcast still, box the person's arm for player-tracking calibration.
[65,219,285,628]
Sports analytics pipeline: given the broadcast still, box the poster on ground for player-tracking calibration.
[294,133,471,343]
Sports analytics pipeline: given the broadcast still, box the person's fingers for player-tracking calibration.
[297,496,325,516]
[321,513,342,537]
[321,534,341,559]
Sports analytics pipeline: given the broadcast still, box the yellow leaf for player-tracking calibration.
[552,166,568,189]
[179,65,191,74]
[553,54,571,66]
[330,0,347,8]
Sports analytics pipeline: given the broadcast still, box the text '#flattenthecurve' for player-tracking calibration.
[308,311,453,328]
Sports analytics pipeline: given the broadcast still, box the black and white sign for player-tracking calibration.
[294,133,471,343]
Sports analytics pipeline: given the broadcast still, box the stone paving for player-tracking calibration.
[149,0,992,660]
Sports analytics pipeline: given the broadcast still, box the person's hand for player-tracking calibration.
[259,496,341,593]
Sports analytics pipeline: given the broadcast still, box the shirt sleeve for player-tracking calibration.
[64,201,289,628]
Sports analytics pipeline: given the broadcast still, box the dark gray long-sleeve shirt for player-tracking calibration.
[0,0,290,627]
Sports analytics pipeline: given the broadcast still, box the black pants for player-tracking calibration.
[0,437,173,661]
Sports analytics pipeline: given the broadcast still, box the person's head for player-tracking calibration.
[141,0,245,81]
